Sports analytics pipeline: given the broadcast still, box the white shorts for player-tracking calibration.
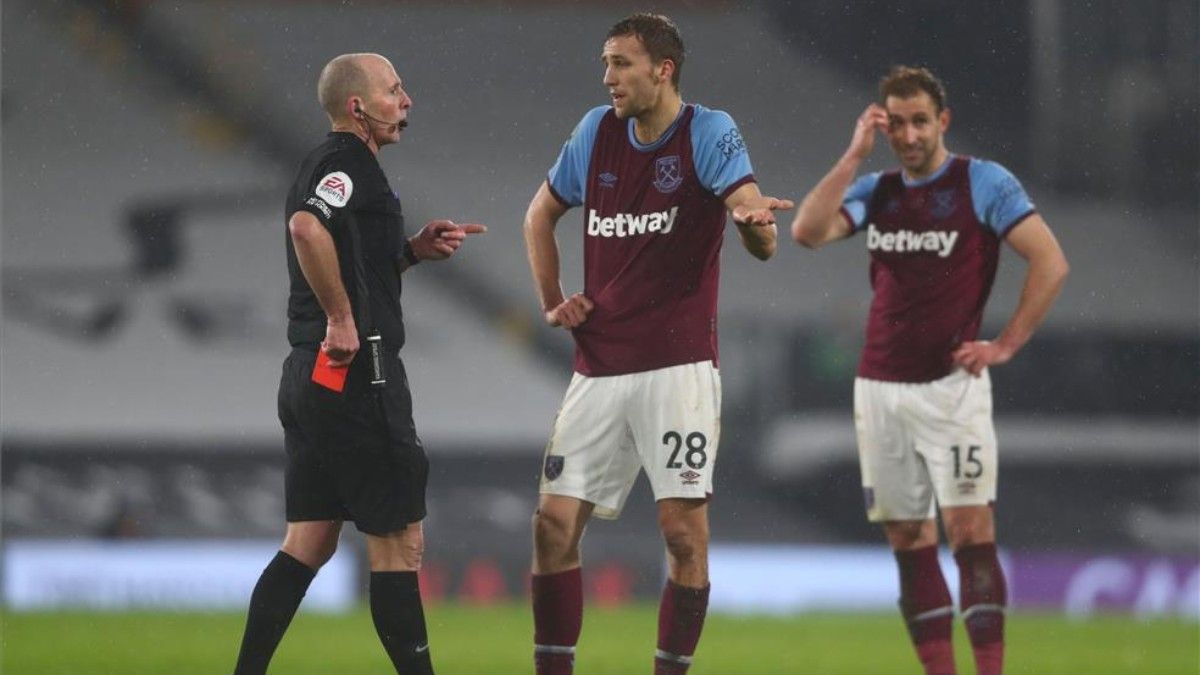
[539,361,721,520]
[854,368,998,522]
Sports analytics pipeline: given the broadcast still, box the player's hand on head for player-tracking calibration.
[952,340,1014,377]
[545,293,594,329]
[411,220,488,261]
[848,103,889,160]
[322,315,359,367]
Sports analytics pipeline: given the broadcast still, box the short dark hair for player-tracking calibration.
[607,13,685,89]
[879,65,948,113]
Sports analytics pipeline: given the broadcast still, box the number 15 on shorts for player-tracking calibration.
[951,444,983,479]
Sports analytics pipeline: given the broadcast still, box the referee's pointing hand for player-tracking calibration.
[410,220,488,261]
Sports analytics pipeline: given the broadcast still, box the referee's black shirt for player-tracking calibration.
[285,132,407,354]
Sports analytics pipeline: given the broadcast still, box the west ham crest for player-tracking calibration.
[930,189,957,218]
[653,155,683,193]
[543,455,565,481]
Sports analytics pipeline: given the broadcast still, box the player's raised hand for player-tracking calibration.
[322,314,359,367]
[952,339,1014,377]
[410,220,488,261]
[732,196,796,228]
[545,292,594,329]
[847,103,889,161]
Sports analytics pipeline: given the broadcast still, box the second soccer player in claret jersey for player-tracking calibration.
[522,13,794,675]
[791,66,1069,675]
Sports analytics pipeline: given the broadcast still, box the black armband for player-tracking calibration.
[400,239,421,269]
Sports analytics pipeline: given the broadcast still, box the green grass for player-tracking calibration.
[3,604,1197,674]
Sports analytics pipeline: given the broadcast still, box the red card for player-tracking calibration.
[311,350,349,392]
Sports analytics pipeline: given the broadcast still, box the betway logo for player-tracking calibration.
[587,207,677,238]
[867,224,959,258]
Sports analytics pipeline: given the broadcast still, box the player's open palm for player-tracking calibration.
[411,220,487,261]
[546,292,594,329]
[953,339,1014,376]
[732,197,795,228]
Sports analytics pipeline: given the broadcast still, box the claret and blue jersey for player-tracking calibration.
[546,103,756,376]
[840,155,1037,383]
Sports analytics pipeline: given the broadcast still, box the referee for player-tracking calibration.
[233,53,485,675]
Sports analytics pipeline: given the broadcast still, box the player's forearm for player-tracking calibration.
[996,251,1070,355]
[791,154,861,247]
[524,218,567,312]
[736,222,777,260]
[290,219,354,323]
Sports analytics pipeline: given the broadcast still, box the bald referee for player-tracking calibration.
[232,53,485,674]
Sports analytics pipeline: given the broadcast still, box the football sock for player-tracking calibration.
[532,568,583,675]
[654,580,710,675]
[955,543,1006,675]
[369,571,435,674]
[895,546,957,675]
[233,551,316,675]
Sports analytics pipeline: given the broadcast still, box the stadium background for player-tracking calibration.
[1,0,1197,671]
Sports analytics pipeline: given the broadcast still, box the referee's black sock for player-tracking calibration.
[233,550,316,675]
[370,571,435,674]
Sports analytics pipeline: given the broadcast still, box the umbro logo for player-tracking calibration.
[680,470,701,485]
[598,172,618,188]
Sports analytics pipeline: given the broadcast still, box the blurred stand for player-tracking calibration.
[2,0,1196,615]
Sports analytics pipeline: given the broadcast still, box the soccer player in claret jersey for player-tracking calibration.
[522,13,793,675]
[791,66,1069,675]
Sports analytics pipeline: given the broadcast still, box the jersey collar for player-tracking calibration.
[626,103,688,153]
[902,153,955,188]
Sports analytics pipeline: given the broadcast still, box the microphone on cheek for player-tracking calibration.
[355,105,401,132]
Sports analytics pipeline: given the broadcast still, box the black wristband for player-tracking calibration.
[401,239,421,267]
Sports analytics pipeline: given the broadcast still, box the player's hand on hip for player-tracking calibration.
[952,340,1014,377]
[545,293,594,329]
[322,316,359,367]
[847,104,889,160]
[733,196,795,228]
[411,220,488,261]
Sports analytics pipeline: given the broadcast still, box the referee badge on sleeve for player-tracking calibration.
[543,455,564,481]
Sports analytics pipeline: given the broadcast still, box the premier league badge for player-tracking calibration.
[653,155,683,193]
[543,455,565,481]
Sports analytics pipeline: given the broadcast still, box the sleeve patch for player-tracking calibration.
[315,171,354,208]
[305,197,333,220]
[717,128,747,160]
[996,174,1025,203]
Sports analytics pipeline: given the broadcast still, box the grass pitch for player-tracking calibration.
[3,603,1197,674]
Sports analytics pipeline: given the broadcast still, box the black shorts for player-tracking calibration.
[277,347,428,535]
